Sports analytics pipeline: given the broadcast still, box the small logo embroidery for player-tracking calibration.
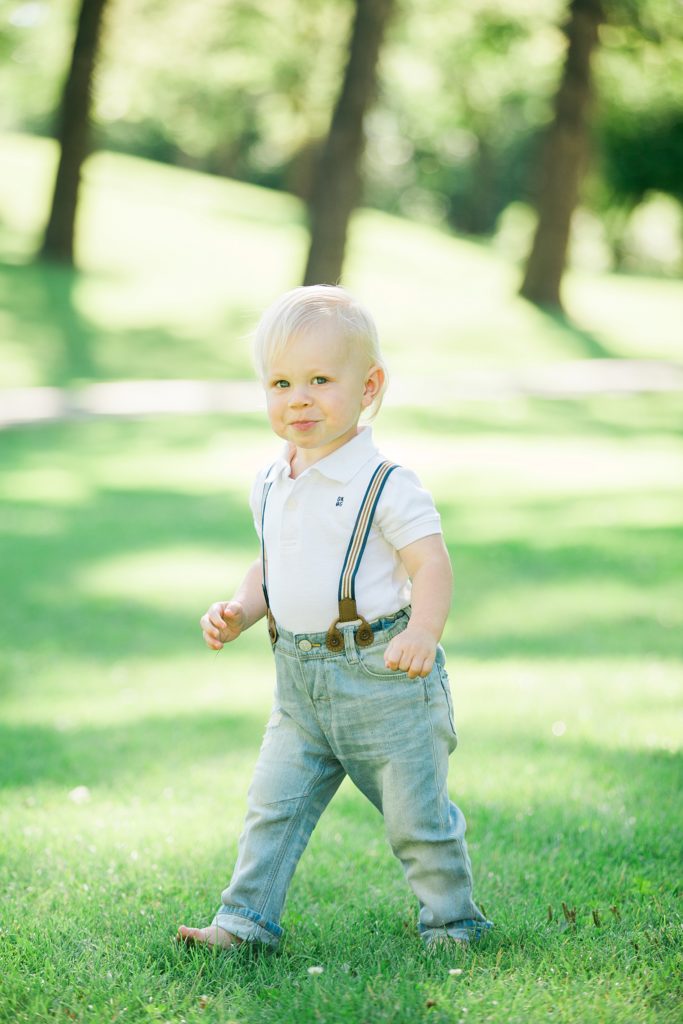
[335,496,344,507]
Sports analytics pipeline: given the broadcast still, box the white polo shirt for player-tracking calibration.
[249,427,442,634]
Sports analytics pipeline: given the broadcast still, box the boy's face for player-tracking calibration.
[264,327,382,462]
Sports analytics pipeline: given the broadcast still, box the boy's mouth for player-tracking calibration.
[291,420,319,430]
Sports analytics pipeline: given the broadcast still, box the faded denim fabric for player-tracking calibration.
[212,609,492,948]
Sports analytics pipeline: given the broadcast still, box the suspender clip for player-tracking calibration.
[325,598,374,651]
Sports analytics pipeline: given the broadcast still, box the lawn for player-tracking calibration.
[1,133,682,391]
[0,134,682,1023]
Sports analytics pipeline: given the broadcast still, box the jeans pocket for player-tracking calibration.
[437,664,457,738]
[355,640,413,681]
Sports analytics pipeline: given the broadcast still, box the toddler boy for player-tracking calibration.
[177,285,491,950]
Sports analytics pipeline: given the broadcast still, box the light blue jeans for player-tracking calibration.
[212,609,492,948]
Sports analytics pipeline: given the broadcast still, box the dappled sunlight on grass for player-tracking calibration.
[0,464,94,505]
[454,576,681,650]
[74,545,254,613]
[2,133,683,393]
[89,428,273,496]
[452,659,682,756]
[442,492,683,541]
[385,428,683,496]
[567,270,683,364]
[1,129,682,1022]
[1,645,276,726]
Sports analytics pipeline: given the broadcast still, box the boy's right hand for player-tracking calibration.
[200,601,245,650]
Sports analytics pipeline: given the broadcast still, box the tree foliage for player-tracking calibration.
[1,0,680,253]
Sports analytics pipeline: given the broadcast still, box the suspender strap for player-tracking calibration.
[259,459,400,651]
[326,460,399,651]
[260,469,278,644]
[338,460,399,608]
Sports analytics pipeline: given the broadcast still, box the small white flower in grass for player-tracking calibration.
[551,721,566,737]
[307,965,324,975]
[68,785,91,804]
[130,850,139,861]
[449,968,463,976]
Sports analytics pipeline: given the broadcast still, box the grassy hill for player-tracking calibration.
[1,132,681,390]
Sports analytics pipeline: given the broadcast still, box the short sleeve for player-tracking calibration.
[249,467,269,540]
[376,467,442,550]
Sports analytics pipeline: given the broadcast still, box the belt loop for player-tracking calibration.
[343,626,359,663]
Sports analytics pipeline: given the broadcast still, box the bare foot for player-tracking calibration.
[176,924,244,949]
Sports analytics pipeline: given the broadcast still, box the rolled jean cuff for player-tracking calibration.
[212,904,283,948]
[420,919,494,946]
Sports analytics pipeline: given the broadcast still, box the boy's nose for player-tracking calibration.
[289,387,312,407]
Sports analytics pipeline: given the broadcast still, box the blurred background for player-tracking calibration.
[0,4,682,1020]
[1,0,682,398]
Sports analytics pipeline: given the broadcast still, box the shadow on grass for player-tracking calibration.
[539,307,616,360]
[0,709,267,790]
[139,729,681,980]
[0,260,99,384]
[0,483,255,667]
[2,701,679,1021]
[0,484,680,665]
[3,699,679,862]
[0,415,681,679]
[0,259,257,385]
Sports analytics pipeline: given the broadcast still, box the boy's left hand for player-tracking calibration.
[384,626,437,679]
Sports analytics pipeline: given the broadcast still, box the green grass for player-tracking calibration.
[1,400,682,1024]
[1,133,682,1022]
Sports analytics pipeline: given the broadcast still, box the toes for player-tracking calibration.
[175,925,242,950]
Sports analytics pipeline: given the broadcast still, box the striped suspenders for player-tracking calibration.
[326,460,398,651]
[260,460,399,651]
[259,470,278,645]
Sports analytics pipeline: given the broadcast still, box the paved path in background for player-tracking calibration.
[1,359,682,430]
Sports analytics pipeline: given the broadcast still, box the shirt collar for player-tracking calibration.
[265,426,379,485]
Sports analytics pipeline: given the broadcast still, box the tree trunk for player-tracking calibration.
[519,0,604,309]
[41,0,109,265]
[303,0,395,286]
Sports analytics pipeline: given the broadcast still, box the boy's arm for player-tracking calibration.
[384,534,452,678]
[231,557,268,629]
[200,557,268,650]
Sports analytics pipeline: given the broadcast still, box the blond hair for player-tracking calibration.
[251,285,388,418]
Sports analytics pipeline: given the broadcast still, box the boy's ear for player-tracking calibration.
[362,365,385,405]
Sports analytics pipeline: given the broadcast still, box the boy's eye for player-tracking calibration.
[272,380,289,389]
[312,376,328,385]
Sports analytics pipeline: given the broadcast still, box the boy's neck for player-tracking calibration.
[288,425,363,479]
